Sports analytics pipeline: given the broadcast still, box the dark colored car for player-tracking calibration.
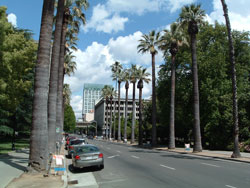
[72,144,104,170]
[65,136,76,150]
[67,139,86,157]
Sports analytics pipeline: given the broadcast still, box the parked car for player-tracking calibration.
[65,136,76,150]
[68,139,86,157]
[72,144,104,170]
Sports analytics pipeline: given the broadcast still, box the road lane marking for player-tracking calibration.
[201,163,220,168]
[116,150,121,153]
[99,179,126,184]
[225,185,237,188]
[160,164,176,170]
[107,155,120,159]
[131,155,139,159]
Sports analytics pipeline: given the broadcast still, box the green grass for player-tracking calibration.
[0,138,30,155]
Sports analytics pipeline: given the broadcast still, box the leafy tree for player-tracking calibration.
[64,104,76,132]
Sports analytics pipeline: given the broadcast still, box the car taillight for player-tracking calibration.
[69,146,74,149]
[75,155,80,160]
[98,153,103,158]
[67,141,69,145]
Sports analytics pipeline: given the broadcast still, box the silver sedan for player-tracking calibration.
[72,144,104,170]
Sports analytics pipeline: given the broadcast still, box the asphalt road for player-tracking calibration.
[87,139,250,188]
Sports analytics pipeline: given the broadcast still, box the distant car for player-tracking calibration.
[68,139,86,157]
[87,135,94,140]
[72,144,104,170]
[96,136,103,140]
[65,136,77,150]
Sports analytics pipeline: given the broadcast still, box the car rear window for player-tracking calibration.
[70,139,85,145]
[76,146,99,153]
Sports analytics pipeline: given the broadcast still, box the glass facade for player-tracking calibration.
[82,83,106,115]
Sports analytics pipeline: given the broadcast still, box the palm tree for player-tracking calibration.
[111,61,123,139]
[29,0,55,172]
[64,51,76,76]
[129,64,139,144]
[102,85,110,139]
[220,0,241,158]
[179,4,205,152]
[63,84,71,105]
[137,30,160,146]
[48,0,65,155]
[101,85,115,140]
[137,67,150,146]
[158,23,187,149]
[122,70,130,143]
[56,0,88,142]
[116,69,124,141]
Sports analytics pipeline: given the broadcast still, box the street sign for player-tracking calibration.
[56,127,60,133]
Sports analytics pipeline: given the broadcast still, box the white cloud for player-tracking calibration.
[84,0,196,33]
[70,95,83,119]
[7,13,17,27]
[84,4,128,33]
[167,0,196,13]
[207,0,250,31]
[65,31,164,118]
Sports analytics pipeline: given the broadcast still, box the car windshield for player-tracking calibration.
[76,146,99,153]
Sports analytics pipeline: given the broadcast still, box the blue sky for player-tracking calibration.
[2,0,249,118]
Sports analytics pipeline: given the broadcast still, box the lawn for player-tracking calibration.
[0,137,30,155]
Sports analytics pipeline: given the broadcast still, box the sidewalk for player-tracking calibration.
[1,145,67,188]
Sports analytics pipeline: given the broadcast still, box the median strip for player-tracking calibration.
[160,164,176,170]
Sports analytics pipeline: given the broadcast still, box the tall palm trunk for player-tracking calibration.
[169,55,176,149]
[56,9,68,144]
[220,0,241,158]
[138,80,143,146]
[131,82,136,144]
[151,53,157,146]
[105,98,109,139]
[109,96,113,140]
[48,0,64,154]
[124,81,129,142]
[191,33,202,152]
[29,0,55,172]
[118,81,121,141]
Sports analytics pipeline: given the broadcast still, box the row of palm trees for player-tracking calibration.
[102,63,150,145]
[136,2,240,157]
[29,0,89,172]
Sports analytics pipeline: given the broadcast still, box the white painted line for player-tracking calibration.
[225,185,237,188]
[131,155,139,159]
[107,155,120,159]
[99,179,126,184]
[116,150,121,153]
[160,164,176,170]
[201,163,220,168]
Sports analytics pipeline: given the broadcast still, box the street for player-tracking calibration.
[80,139,250,188]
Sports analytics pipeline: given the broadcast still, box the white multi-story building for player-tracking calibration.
[82,83,106,119]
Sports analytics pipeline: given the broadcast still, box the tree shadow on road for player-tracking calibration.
[160,153,215,161]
